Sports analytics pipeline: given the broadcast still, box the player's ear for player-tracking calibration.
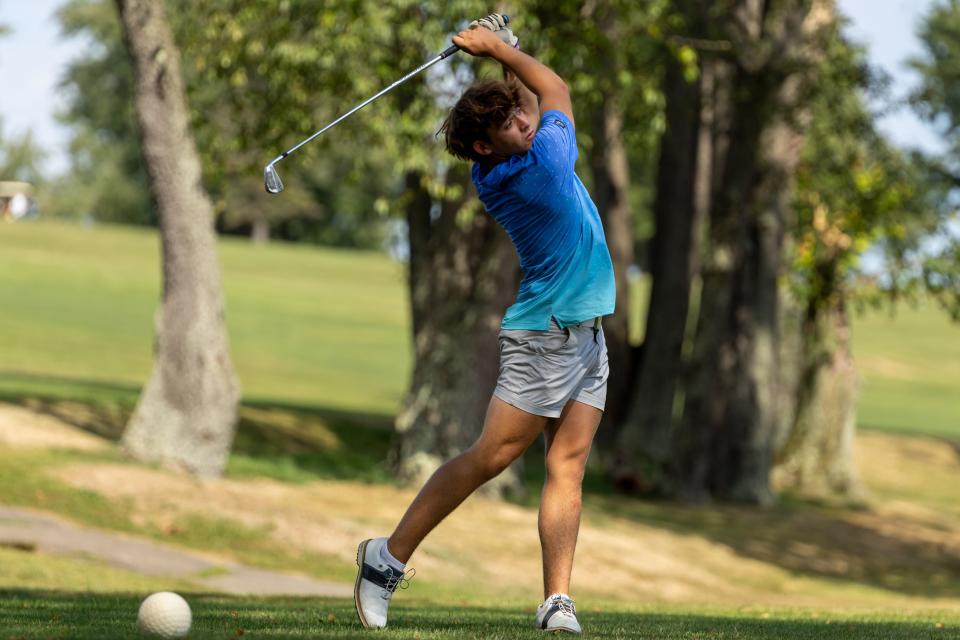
[473,140,493,157]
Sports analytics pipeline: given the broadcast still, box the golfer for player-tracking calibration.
[355,15,615,634]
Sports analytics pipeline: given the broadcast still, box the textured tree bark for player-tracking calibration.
[613,52,705,493]
[773,297,863,499]
[589,89,636,436]
[670,0,826,504]
[676,68,788,504]
[116,0,240,477]
[392,166,522,496]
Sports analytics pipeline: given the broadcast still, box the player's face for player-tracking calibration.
[483,107,535,158]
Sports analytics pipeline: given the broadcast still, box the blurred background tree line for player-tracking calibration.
[5,0,959,502]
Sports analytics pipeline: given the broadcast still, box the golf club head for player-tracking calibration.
[264,163,284,194]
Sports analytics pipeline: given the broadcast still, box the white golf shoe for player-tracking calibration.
[354,537,414,629]
[535,593,582,634]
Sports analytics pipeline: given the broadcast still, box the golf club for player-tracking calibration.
[264,16,509,194]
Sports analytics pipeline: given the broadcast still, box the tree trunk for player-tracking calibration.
[676,71,778,504]
[613,52,705,493]
[671,0,823,504]
[589,90,636,437]
[116,0,240,478]
[392,166,522,496]
[581,4,637,444]
[251,216,269,244]
[773,296,863,499]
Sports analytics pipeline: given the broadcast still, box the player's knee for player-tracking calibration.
[545,445,590,482]
[481,442,525,480]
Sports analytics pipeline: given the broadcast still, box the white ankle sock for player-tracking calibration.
[380,541,405,572]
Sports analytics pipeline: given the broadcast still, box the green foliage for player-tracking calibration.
[922,241,960,319]
[0,117,46,184]
[51,0,398,245]
[791,21,938,311]
[50,0,152,223]
[48,2,673,248]
[518,0,672,243]
[172,0,490,209]
[911,0,960,319]
[912,0,960,157]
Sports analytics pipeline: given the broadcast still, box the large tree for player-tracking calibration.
[116,0,240,477]
[616,0,833,503]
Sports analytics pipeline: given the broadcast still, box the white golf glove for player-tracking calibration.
[470,13,519,48]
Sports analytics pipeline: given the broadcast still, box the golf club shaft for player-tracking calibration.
[269,44,460,165]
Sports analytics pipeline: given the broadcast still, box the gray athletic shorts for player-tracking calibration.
[494,317,609,418]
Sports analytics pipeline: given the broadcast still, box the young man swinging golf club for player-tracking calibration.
[354,14,615,635]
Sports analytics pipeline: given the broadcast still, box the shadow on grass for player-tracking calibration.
[0,370,396,484]
[0,589,955,639]
[577,489,960,601]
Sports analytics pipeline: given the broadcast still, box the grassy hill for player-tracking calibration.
[0,219,409,416]
[1,219,956,439]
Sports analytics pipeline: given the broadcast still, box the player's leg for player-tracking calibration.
[535,321,608,635]
[539,399,602,597]
[354,395,546,629]
[387,395,548,562]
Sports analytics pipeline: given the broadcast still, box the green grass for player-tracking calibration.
[851,301,960,440]
[0,222,960,440]
[0,590,957,639]
[1,219,957,442]
[0,219,409,416]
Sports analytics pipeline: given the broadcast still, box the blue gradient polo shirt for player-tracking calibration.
[471,110,616,330]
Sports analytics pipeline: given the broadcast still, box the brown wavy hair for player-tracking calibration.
[439,80,521,163]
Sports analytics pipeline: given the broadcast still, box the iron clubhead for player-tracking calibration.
[264,163,284,194]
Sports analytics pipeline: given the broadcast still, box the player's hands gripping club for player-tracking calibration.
[469,13,519,48]
[453,23,508,57]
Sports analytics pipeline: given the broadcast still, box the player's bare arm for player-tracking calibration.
[452,28,574,126]
[504,66,540,123]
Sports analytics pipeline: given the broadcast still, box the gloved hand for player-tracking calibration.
[470,13,519,48]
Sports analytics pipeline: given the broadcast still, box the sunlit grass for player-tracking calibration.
[0,219,409,416]
[0,219,957,440]
[0,590,956,639]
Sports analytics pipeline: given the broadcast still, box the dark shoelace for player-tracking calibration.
[382,567,416,599]
[552,595,576,617]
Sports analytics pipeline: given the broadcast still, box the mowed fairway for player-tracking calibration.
[1,220,957,440]
[0,220,410,415]
[852,301,960,440]
[0,591,957,639]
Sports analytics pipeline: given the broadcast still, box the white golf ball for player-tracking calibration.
[137,591,192,639]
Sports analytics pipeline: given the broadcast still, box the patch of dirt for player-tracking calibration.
[0,402,108,452]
